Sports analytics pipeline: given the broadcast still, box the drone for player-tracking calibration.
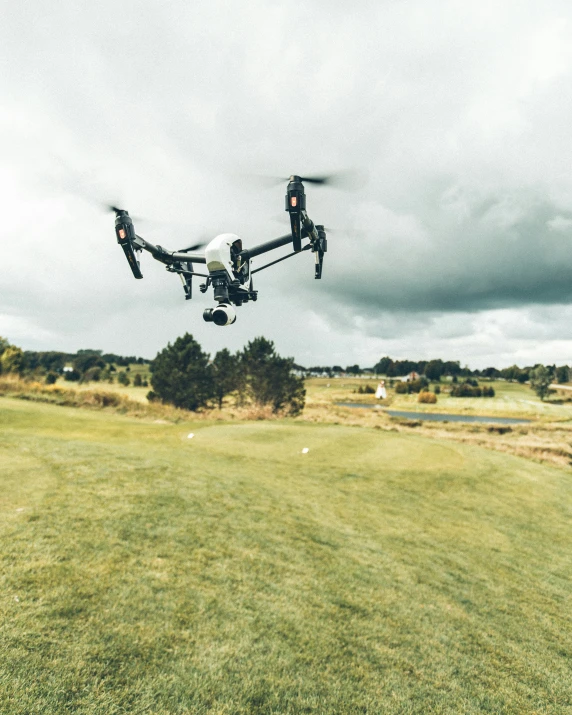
[112,175,329,326]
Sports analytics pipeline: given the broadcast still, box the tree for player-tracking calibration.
[241,337,305,415]
[374,356,393,375]
[133,373,143,387]
[556,365,570,384]
[424,359,444,382]
[212,348,240,409]
[149,333,213,411]
[529,365,553,401]
[0,346,24,375]
[73,353,105,376]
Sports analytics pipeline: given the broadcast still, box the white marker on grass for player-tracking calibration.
[302,447,309,454]
[187,433,195,439]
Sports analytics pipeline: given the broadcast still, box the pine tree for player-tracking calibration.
[149,333,213,411]
[212,348,240,410]
[241,337,305,415]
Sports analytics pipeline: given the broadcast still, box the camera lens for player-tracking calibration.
[212,307,228,326]
[203,308,214,322]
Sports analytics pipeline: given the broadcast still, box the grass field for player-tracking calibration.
[1,397,571,713]
[67,373,572,421]
[306,378,572,421]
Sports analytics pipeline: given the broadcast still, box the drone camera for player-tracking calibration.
[203,303,236,326]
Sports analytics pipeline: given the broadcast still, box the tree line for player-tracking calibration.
[347,357,570,384]
[0,343,150,384]
[0,335,305,415]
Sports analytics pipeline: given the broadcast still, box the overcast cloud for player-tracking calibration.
[1,0,572,368]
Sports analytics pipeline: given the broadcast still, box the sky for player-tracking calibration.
[1,0,572,368]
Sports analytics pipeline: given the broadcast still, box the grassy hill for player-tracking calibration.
[1,397,571,713]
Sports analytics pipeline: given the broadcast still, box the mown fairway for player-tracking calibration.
[1,398,571,714]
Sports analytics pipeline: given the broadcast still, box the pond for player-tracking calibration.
[335,403,531,425]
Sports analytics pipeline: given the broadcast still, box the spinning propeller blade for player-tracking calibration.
[248,170,367,191]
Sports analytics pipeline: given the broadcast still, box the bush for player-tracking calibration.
[433,385,441,394]
[482,386,495,397]
[83,367,102,382]
[451,384,482,397]
[357,384,375,394]
[64,369,81,382]
[117,371,130,386]
[418,391,437,404]
[407,378,428,394]
[395,382,407,394]
[133,373,142,387]
[45,372,58,385]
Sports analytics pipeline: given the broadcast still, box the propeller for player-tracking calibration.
[248,170,367,191]
[177,241,208,253]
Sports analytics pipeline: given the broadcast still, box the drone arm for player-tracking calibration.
[242,230,309,261]
[133,235,206,264]
[251,243,311,274]
[300,210,319,242]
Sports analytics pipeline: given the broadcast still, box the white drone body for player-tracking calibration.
[204,233,240,278]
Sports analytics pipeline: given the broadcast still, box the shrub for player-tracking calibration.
[451,384,483,397]
[395,382,407,394]
[45,372,58,385]
[64,369,81,382]
[356,384,375,394]
[418,391,437,404]
[407,378,428,394]
[117,371,131,386]
[133,373,142,387]
[83,367,102,382]
[433,385,441,394]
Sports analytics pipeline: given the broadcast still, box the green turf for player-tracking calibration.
[1,398,571,714]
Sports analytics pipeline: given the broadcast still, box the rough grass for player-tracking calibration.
[1,398,571,713]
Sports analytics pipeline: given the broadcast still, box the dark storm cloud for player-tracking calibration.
[313,192,572,315]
